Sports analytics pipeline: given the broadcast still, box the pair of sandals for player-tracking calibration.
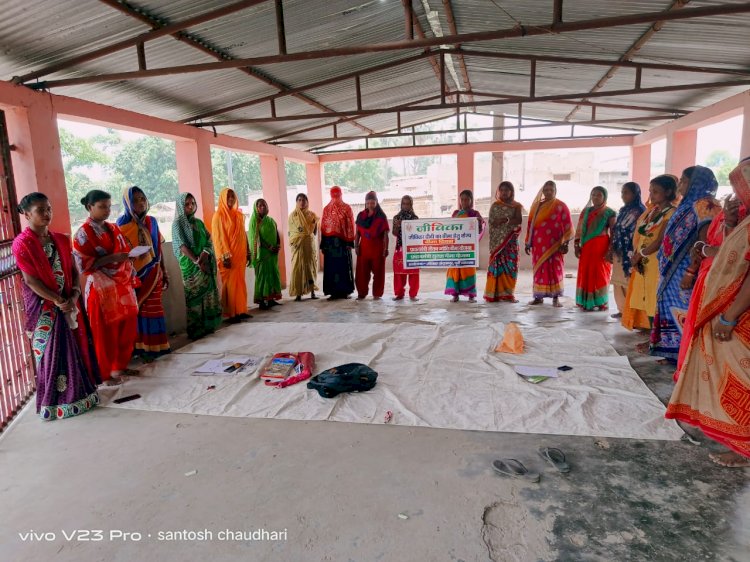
[492,447,570,483]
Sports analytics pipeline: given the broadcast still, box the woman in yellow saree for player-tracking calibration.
[666,157,750,468]
[212,188,251,321]
[288,193,319,301]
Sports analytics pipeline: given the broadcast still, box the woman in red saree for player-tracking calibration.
[574,186,617,311]
[484,181,523,303]
[73,190,139,385]
[13,193,99,419]
[117,186,171,358]
[666,157,750,468]
[355,191,389,300]
[525,181,574,307]
[321,186,355,299]
[674,197,747,379]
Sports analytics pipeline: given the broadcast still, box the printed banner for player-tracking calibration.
[402,218,478,268]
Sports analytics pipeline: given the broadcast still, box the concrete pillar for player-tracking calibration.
[665,129,697,177]
[175,135,215,227]
[260,154,290,286]
[631,144,652,189]
[305,162,324,216]
[4,101,69,233]
[456,149,474,200]
[490,115,505,194]
[741,102,750,160]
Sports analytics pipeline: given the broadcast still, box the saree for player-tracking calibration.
[484,201,522,302]
[288,207,319,297]
[675,204,749,377]
[249,210,282,303]
[117,187,170,358]
[575,203,616,310]
[621,204,676,330]
[13,229,99,419]
[321,187,355,298]
[525,195,574,299]
[212,188,249,317]
[445,209,484,298]
[666,223,750,456]
[73,218,138,380]
[611,187,646,310]
[355,202,389,299]
[172,193,222,340]
[651,167,721,361]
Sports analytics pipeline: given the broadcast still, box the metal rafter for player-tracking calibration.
[95,0,374,134]
[442,0,474,104]
[195,78,750,126]
[26,3,750,88]
[12,0,271,83]
[565,0,690,121]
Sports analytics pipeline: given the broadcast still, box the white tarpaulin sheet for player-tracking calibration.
[99,322,684,440]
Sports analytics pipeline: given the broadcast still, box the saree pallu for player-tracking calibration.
[178,220,222,340]
[13,231,99,419]
[251,216,282,303]
[321,235,355,297]
[73,220,138,379]
[485,202,521,302]
[288,209,319,297]
[576,234,612,310]
[651,198,721,361]
[213,196,248,318]
[666,217,750,458]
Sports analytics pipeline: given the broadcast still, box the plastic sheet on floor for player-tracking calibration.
[99,322,684,440]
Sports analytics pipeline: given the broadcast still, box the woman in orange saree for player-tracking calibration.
[116,186,171,359]
[574,186,616,311]
[212,188,251,321]
[73,190,139,385]
[666,157,750,468]
[524,181,574,307]
[484,181,523,303]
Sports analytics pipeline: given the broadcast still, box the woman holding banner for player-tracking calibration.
[445,190,485,303]
[484,181,523,303]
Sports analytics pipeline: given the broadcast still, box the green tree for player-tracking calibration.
[112,136,178,204]
[342,160,384,192]
[285,161,307,186]
[705,150,738,185]
[211,148,262,205]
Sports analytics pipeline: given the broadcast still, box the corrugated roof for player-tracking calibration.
[1,0,749,151]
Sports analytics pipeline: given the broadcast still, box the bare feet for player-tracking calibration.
[310,293,319,300]
[123,368,140,376]
[709,451,750,468]
[468,297,476,303]
[295,295,302,302]
[552,298,563,308]
[410,297,419,302]
[393,296,404,301]
[529,298,543,305]
[451,295,459,303]
[611,312,622,319]
[635,342,650,354]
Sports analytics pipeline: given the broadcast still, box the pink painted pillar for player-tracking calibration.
[665,129,697,177]
[456,149,474,200]
[631,144,651,189]
[260,154,289,286]
[741,102,750,160]
[5,102,70,233]
[175,136,215,227]
[305,162,324,215]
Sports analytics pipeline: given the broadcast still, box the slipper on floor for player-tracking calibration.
[491,459,540,482]
[538,447,570,473]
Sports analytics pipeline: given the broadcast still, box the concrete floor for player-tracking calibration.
[1,271,748,562]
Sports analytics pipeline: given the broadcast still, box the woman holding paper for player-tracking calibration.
[355,191,390,300]
[172,193,222,340]
[573,186,616,311]
[116,186,171,358]
[212,188,251,321]
[392,195,420,301]
[524,181,574,307]
[73,190,139,385]
[445,190,484,302]
[248,198,283,310]
[484,181,523,303]
[12,192,100,419]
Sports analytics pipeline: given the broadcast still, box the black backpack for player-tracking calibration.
[307,363,378,398]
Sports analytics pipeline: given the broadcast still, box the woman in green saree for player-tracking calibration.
[171,193,222,339]
[248,199,283,310]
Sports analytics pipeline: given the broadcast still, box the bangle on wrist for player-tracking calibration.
[719,314,738,327]
[701,245,712,258]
